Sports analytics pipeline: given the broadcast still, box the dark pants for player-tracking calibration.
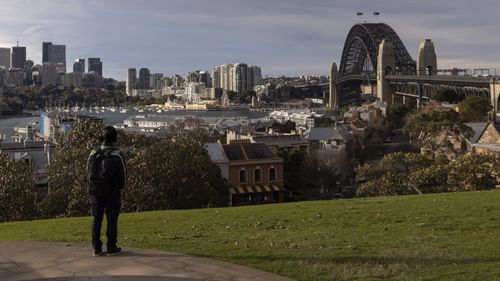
[91,193,121,251]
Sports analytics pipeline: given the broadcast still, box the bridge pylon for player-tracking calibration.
[417,39,437,75]
[376,40,396,105]
[491,78,500,116]
[329,62,340,108]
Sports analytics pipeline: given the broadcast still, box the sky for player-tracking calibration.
[0,0,499,80]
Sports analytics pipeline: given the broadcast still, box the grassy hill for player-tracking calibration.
[2,191,500,281]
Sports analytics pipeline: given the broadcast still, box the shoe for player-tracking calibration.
[106,247,122,256]
[93,249,104,257]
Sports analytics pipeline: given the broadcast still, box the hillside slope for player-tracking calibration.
[2,191,500,281]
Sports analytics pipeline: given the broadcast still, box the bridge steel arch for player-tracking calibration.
[339,23,416,77]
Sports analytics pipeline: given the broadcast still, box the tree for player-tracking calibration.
[123,133,230,211]
[0,153,38,222]
[431,89,463,103]
[387,103,413,129]
[458,96,493,122]
[356,152,497,197]
[356,152,435,196]
[404,109,473,149]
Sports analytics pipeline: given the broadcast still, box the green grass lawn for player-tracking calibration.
[2,191,500,281]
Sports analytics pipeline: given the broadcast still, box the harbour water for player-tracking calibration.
[0,109,269,142]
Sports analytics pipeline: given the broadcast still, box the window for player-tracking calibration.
[269,167,276,182]
[254,168,262,183]
[239,168,247,184]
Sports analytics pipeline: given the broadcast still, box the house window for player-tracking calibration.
[254,167,262,183]
[239,168,247,184]
[269,167,276,182]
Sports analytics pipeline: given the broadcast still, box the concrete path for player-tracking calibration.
[0,242,293,281]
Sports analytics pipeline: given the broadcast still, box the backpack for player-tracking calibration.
[87,147,116,198]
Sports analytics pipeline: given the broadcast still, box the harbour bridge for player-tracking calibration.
[302,23,500,115]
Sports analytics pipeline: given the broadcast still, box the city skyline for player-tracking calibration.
[0,0,499,80]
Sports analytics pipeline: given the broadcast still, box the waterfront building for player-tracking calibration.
[126,68,137,96]
[215,63,262,94]
[73,59,85,73]
[88,57,102,76]
[0,48,11,68]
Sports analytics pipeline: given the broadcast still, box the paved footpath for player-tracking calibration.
[0,242,294,281]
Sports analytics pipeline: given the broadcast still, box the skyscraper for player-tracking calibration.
[139,68,150,89]
[42,62,57,86]
[212,67,221,88]
[11,46,26,69]
[0,48,10,68]
[42,42,66,73]
[42,42,51,63]
[126,68,137,96]
[88,58,102,76]
[73,59,85,73]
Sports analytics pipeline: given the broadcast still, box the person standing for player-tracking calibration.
[86,126,126,256]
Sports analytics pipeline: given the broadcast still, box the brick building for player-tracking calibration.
[206,141,284,206]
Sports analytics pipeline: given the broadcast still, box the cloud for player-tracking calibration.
[0,0,498,79]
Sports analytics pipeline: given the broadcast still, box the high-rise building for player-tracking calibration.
[251,65,262,87]
[88,57,102,76]
[150,73,164,90]
[199,71,211,87]
[220,64,233,90]
[139,68,150,89]
[0,48,11,69]
[216,63,262,93]
[73,59,85,73]
[42,42,66,73]
[212,67,221,88]
[42,42,51,63]
[126,68,137,96]
[11,46,26,69]
[42,62,57,86]
[172,74,183,88]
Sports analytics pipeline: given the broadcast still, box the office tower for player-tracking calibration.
[150,73,164,90]
[73,59,85,73]
[139,68,150,89]
[42,62,57,86]
[172,74,183,88]
[42,42,51,63]
[88,57,102,76]
[126,68,137,96]
[0,48,11,68]
[251,65,262,87]
[43,42,66,73]
[199,71,211,87]
[11,46,26,69]
[212,67,221,88]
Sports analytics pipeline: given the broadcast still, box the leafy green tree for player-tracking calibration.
[0,153,38,222]
[123,133,230,211]
[448,153,499,191]
[404,109,473,148]
[458,96,493,122]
